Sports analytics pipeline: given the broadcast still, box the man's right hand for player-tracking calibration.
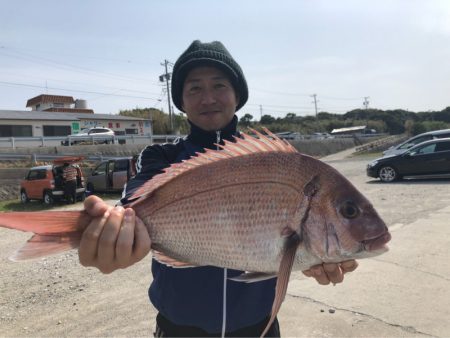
[79,195,151,274]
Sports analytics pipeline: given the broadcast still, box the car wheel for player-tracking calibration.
[378,166,398,182]
[79,193,86,202]
[20,190,29,203]
[43,191,53,205]
[87,183,94,193]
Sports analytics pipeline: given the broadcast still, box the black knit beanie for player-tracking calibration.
[171,40,248,112]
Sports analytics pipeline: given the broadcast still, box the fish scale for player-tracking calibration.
[145,182,298,272]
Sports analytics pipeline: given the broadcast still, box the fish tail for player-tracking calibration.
[0,211,91,261]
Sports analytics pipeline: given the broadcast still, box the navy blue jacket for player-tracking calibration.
[121,116,276,333]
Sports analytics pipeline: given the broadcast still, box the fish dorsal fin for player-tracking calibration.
[129,128,298,203]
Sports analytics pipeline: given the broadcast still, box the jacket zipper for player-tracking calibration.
[216,130,228,338]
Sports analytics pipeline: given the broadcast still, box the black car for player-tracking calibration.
[367,138,450,182]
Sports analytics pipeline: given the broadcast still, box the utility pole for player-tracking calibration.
[311,94,318,117]
[259,105,263,121]
[159,60,173,133]
[363,97,370,110]
[363,97,370,127]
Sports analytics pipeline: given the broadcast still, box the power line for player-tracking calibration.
[0,81,161,101]
[251,87,311,97]
[1,45,159,66]
[0,71,161,96]
[0,48,153,83]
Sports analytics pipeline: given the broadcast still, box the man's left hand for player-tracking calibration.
[302,260,358,285]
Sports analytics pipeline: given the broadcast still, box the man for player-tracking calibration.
[79,40,358,337]
[62,162,78,204]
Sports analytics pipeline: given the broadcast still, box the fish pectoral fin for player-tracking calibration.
[10,233,82,261]
[229,272,277,283]
[261,233,300,338]
[152,250,199,268]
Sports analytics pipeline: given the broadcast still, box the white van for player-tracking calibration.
[383,129,450,157]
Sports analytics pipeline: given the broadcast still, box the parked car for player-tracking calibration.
[20,156,86,204]
[86,157,137,193]
[311,132,334,140]
[275,132,303,140]
[61,127,115,146]
[367,138,450,182]
[382,128,450,157]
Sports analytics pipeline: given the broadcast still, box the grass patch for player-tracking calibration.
[0,193,122,212]
[0,199,55,212]
[350,151,383,159]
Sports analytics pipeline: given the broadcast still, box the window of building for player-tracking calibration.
[0,125,33,137]
[43,125,72,136]
[125,128,138,135]
[108,122,113,128]
[116,122,120,128]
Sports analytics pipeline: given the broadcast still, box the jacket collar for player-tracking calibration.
[187,115,239,149]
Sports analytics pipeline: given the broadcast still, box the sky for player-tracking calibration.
[1,0,449,120]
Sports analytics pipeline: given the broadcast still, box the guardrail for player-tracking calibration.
[354,134,405,153]
[0,134,183,149]
[0,153,128,163]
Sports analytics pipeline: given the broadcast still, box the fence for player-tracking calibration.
[0,134,181,149]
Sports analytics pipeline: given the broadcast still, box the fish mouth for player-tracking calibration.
[362,231,391,252]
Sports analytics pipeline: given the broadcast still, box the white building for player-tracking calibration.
[0,94,152,139]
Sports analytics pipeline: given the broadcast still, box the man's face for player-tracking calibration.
[181,66,238,132]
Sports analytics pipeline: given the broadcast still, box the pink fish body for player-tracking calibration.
[0,128,391,337]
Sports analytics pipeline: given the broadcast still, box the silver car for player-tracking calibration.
[383,129,450,157]
[62,127,115,146]
[86,158,136,193]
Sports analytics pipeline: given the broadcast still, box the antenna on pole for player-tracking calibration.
[363,97,370,110]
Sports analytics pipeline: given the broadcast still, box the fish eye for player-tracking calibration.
[339,201,360,219]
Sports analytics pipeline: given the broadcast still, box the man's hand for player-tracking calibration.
[79,195,151,274]
[302,260,358,285]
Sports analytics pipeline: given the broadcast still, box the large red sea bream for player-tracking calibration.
[0,128,391,337]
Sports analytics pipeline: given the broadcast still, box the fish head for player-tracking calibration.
[301,169,391,262]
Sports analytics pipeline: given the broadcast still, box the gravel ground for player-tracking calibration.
[1,151,449,337]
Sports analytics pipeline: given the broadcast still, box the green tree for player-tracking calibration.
[260,114,276,124]
[239,114,254,127]
[119,108,189,134]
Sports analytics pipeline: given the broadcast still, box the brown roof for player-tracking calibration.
[26,94,75,107]
[44,107,94,114]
